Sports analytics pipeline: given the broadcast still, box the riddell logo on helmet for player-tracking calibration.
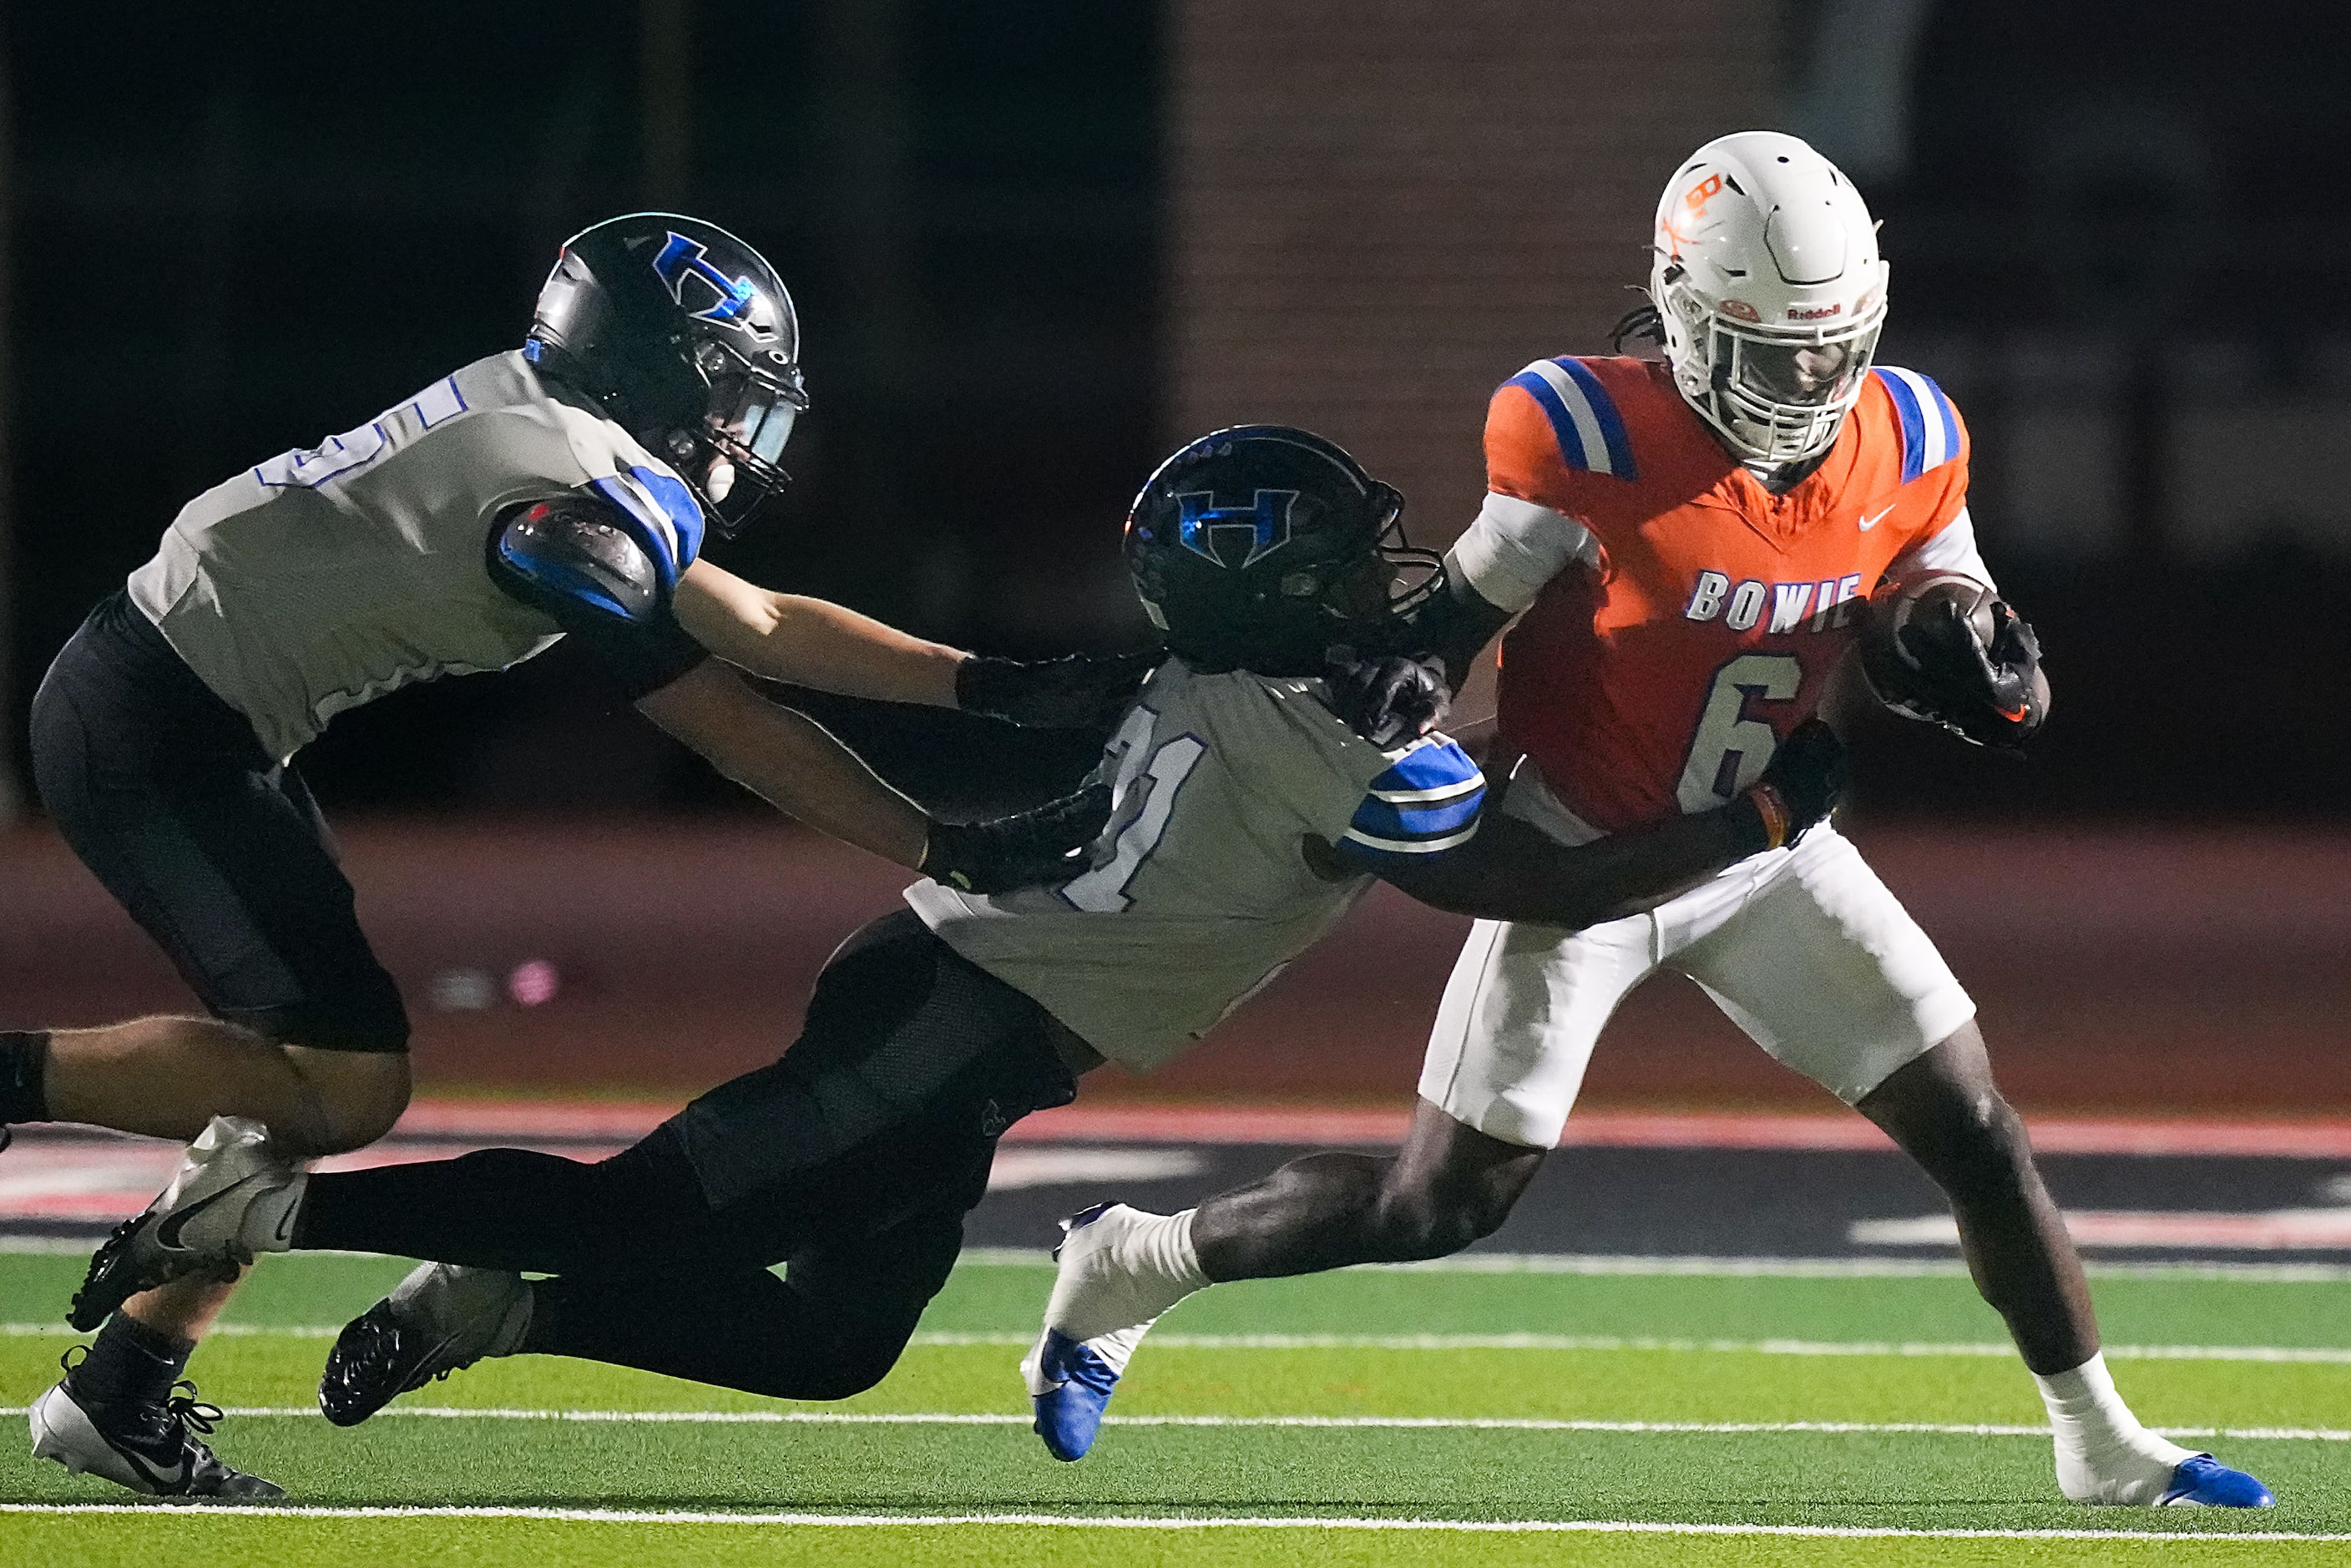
[1719,300,1761,323]
[1787,303,1843,321]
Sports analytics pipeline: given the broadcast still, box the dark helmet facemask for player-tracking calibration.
[672,337,808,529]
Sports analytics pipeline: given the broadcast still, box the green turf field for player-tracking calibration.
[1,1247,2344,1565]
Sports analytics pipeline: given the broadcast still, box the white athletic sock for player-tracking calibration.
[2034,1352,2193,1505]
[1046,1205,1207,1343]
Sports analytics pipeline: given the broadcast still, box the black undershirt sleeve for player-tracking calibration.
[532,588,710,701]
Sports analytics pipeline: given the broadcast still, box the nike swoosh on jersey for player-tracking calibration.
[1858,505,1895,531]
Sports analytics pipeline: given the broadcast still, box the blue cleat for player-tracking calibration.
[2158,1454,2275,1508]
[1021,1202,1165,1462]
[1024,1328,1133,1462]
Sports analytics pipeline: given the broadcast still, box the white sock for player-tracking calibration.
[1046,1206,1207,1343]
[2035,1352,2194,1505]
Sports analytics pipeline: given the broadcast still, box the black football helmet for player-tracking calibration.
[1125,426,1443,675]
[526,213,808,534]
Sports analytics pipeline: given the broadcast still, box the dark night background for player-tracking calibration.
[3,2,2346,822]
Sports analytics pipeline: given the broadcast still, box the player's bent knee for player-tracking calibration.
[791,1356,895,1403]
[284,1048,412,1156]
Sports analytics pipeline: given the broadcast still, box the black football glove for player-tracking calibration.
[957,651,1157,729]
[1756,719,1848,839]
[1872,596,2046,753]
[1323,646,1452,748]
[922,782,1112,895]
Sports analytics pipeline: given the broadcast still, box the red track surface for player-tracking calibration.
[3,818,2347,1116]
[380,1098,2351,1156]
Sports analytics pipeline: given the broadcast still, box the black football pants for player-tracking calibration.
[30,592,408,1053]
[293,911,1077,1400]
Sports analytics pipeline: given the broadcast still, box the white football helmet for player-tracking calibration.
[1650,131,1888,466]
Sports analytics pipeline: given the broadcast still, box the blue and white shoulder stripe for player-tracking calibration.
[1504,357,1638,481]
[589,463,708,587]
[1871,367,1963,486]
[1337,738,1487,866]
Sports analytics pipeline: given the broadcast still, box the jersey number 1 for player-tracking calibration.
[1675,653,1803,813]
[1061,705,1206,913]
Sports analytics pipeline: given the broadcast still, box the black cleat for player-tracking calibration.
[30,1359,283,1500]
[319,1263,531,1428]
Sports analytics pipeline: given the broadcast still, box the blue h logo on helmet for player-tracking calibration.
[1177,489,1296,568]
[651,232,756,323]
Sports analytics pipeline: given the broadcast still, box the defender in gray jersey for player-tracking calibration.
[74,427,1842,1458]
[13,213,1141,1499]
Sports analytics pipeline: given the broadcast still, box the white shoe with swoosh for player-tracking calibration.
[30,1363,284,1498]
[68,1116,306,1333]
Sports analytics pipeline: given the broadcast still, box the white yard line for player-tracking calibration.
[0,1501,2339,1540]
[8,1237,2350,1281]
[958,1249,2351,1282]
[0,1405,2338,1441]
[6,1323,2349,1362]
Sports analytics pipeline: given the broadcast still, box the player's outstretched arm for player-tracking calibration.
[635,663,1110,892]
[1418,576,1516,694]
[637,661,932,865]
[1345,721,1847,928]
[673,559,968,706]
[675,559,1154,726]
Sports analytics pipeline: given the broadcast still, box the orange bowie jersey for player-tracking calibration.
[1485,355,1972,833]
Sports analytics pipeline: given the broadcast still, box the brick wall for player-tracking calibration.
[1165,0,1782,547]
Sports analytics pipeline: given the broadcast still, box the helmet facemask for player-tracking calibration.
[669,337,809,535]
[1307,490,1446,655]
[1660,268,1883,467]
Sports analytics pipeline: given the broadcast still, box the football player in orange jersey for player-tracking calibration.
[1024,133,2272,1509]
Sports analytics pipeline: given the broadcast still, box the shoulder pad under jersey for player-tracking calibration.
[1499,357,1639,482]
[1869,367,1964,484]
[491,493,672,624]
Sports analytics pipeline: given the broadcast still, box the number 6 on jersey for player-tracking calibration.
[1675,653,1803,814]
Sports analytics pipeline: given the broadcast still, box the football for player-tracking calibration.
[1860,569,1999,693]
[1858,569,2050,739]
[1862,571,2050,747]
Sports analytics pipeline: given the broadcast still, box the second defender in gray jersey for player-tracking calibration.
[911,659,1486,1067]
